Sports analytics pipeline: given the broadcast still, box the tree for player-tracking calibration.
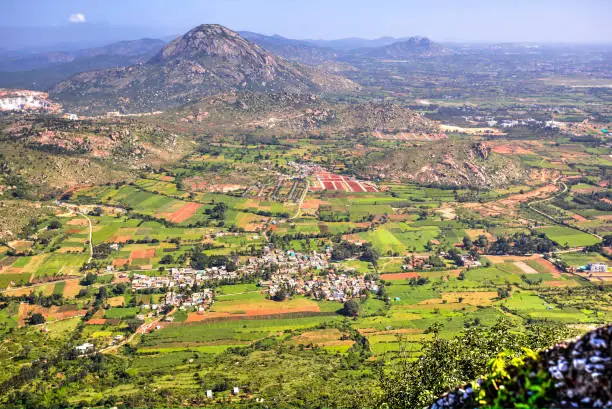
[27,313,45,325]
[47,220,62,230]
[160,254,174,265]
[341,299,361,317]
[126,318,143,332]
[462,236,473,249]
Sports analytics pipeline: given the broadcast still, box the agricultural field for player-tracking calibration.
[537,226,601,247]
[0,102,611,409]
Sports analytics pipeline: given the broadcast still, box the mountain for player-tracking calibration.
[0,39,166,91]
[305,36,406,51]
[0,39,165,73]
[238,31,340,66]
[356,37,450,58]
[0,23,169,52]
[51,24,358,115]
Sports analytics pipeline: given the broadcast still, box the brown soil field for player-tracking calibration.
[491,144,534,155]
[465,229,495,241]
[287,328,354,348]
[380,272,420,280]
[572,214,588,222]
[86,318,107,325]
[108,235,132,243]
[18,304,85,326]
[166,202,202,224]
[186,304,321,322]
[112,258,129,267]
[62,279,82,298]
[461,184,558,217]
[302,199,327,210]
[107,296,125,307]
[437,291,497,306]
[66,219,89,226]
[130,249,156,259]
[531,257,561,277]
[543,280,577,287]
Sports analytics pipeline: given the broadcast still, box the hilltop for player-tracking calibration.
[356,37,450,58]
[51,24,358,115]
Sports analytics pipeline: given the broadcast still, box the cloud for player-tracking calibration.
[68,13,86,23]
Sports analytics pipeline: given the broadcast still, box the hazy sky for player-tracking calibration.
[2,0,611,43]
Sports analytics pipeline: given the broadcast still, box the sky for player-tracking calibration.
[2,0,611,43]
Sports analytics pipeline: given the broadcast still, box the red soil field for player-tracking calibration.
[167,202,202,224]
[130,249,156,260]
[113,258,129,267]
[532,257,561,277]
[380,272,420,280]
[87,318,107,325]
[347,181,365,192]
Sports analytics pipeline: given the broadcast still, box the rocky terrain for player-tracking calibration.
[167,91,438,135]
[51,24,358,115]
[431,324,612,408]
[362,141,525,188]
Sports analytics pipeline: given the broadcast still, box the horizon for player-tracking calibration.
[1,0,611,48]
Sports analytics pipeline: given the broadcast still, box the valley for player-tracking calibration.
[0,18,610,409]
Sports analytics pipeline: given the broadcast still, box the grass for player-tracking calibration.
[0,273,30,288]
[104,307,141,319]
[537,226,600,247]
[558,251,609,267]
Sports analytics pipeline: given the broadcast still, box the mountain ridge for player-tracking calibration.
[51,24,358,114]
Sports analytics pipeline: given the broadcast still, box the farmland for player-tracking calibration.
[0,35,611,408]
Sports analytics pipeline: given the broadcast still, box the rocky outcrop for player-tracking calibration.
[431,325,612,409]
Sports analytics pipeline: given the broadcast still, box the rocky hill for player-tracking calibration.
[356,37,450,59]
[51,25,358,115]
[166,92,438,135]
[361,140,525,188]
[431,324,611,409]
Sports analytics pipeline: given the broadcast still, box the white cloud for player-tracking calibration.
[68,13,86,23]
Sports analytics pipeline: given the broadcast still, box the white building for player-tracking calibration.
[75,342,95,354]
[588,262,608,273]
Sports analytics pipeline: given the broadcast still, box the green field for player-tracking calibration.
[538,226,601,247]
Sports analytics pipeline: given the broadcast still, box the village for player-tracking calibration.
[129,246,383,310]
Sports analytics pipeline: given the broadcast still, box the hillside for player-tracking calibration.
[239,31,341,66]
[361,140,525,188]
[163,92,438,135]
[51,24,358,115]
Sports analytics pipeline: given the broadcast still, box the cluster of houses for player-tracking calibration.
[131,266,239,291]
[266,272,379,302]
[245,247,330,274]
[164,289,213,308]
